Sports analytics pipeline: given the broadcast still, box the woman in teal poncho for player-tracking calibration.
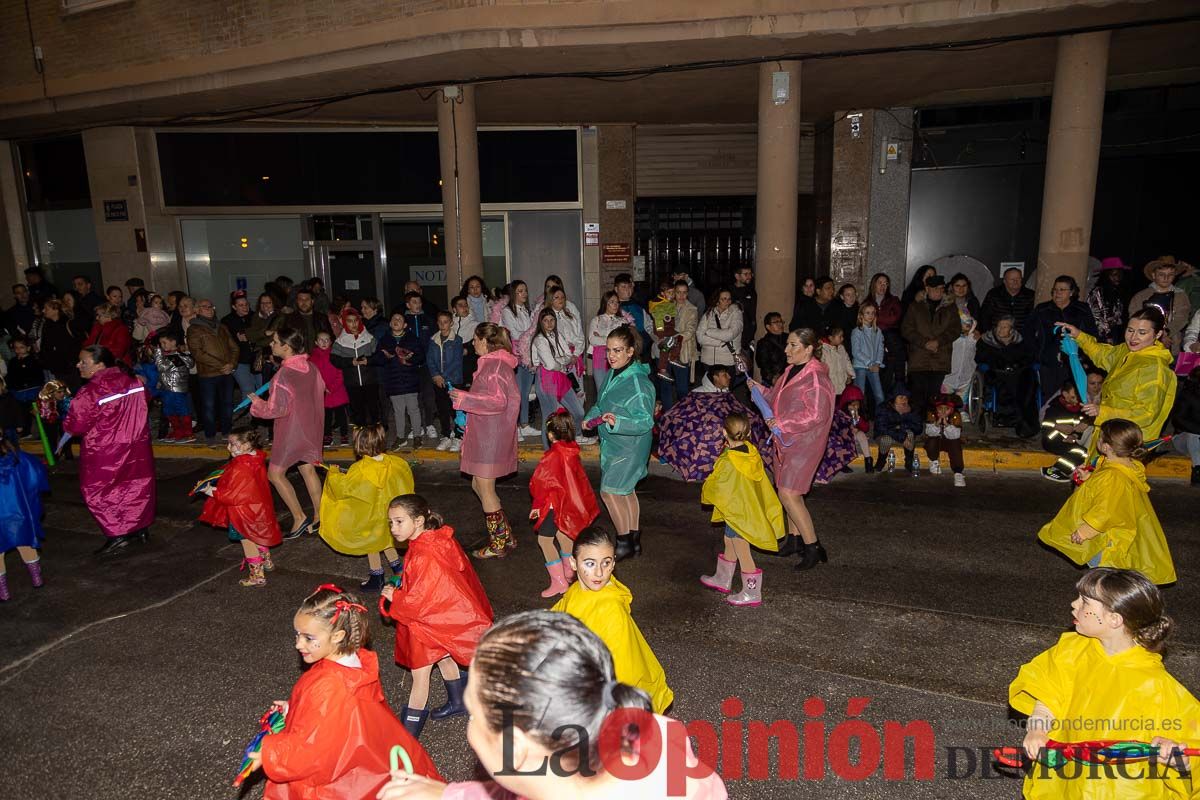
[583,325,656,561]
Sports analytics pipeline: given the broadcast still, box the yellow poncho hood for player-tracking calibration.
[551,577,674,714]
[700,443,784,551]
[318,454,415,555]
[1036,458,1175,585]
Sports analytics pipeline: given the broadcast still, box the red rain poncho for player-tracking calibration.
[762,359,835,494]
[529,440,600,540]
[260,649,442,800]
[251,354,326,469]
[63,366,155,537]
[198,450,282,547]
[383,526,494,669]
[452,349,520,479]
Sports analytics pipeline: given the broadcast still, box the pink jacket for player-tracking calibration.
[252,354,326,469]
[452,349,520,479]
[63,366,156,537]
[763,358,835,493]
[309,346,350,409]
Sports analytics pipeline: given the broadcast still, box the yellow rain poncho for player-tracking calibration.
[1076,333,1177,455]
[1037,458,1176,585]
[700,443,784,552]
[318,454,414,555]
[552,576,674,713]
[1010,632,1200,800]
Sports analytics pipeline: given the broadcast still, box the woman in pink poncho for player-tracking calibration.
[449,322,520,559]
[750,328,834,573]
[249,326,326,539]
[64,345,156,556]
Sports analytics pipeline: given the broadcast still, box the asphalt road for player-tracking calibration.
[1,457,1196,799]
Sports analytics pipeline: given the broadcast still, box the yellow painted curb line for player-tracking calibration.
[23,440,1190,478]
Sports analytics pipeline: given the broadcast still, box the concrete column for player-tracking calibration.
[755,61,801,327]
[829,110,874,297]
[0,142,31,304]
[1035,31,1110,302]
[437,85,483,291]
[597,125,635,289]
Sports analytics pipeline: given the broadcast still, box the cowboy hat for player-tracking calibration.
[1097,256,1131,272]
[1143,255,1195,281]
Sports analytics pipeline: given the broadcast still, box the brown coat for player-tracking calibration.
[186,320,239,377]
[901,300,960,373]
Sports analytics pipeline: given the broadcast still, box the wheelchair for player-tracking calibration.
[965,363,1041,434]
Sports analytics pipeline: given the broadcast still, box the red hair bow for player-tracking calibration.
[314,582,343,594]
[332,599,367,623]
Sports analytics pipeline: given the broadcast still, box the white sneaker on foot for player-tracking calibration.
[953,473,966,488]
[449,437,462,452]
[436,437,452,451]
[518,424,540,438]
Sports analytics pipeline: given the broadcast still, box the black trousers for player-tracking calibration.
[347,384,381,427]
[907,371,945,421]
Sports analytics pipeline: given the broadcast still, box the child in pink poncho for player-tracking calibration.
[310,331,350,447]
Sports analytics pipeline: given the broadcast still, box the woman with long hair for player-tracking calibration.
[499,280,539,438]
[587,290,633,392]
[460,275,490,327]
[531,308,590,450]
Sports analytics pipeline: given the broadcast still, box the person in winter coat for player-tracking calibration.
[373,312,424,445]
[755,312,789,388]
[198,427,282,587]
[874,383,924,475]
[923,392,967,487]
[1057,306,1178,457]
[310,331,350,447]
[330,307,379,428]
[64,345,156,556]
[187,299,239,442]
[280,288,332,351]
[974,315,1039,437]
[941,318,979,406]
[696,289,744,375]
[1039,381,1093,483]
[1168,366,1200,485]
[818,327,854,392]
[5,337,43,436]
[153,332,196,443]
[901,276,960,421]
[0,438,49,602]
[587,291,636,393]
[222,291,261,399]
[1024,275,1097,396]
[37,299,83,390]
[246,292,283,380]
[1128,256,1193,355]
[450,324,521,559]
[978,267,1035,332]
[403,291,439,441]
[82,303,133,366]
[1088,257,1136,344]
[426,311,464,451]
[850,303,886,406]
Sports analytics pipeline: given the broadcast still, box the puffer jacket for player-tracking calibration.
[696,305,743,366]
[154,348,194,393]
[373,329,425,396]
[331,330,378,388]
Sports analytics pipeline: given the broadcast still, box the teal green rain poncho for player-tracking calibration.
[584,360,656,494]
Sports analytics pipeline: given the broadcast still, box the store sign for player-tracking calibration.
[412,266,447,286]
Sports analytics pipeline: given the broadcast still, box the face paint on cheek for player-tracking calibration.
[1085,611,1103,622]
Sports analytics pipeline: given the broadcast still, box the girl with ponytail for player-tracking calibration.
[247,584,441,798]
[378,610,728,800]
[1036,418,1176,585]
[1010,569,1199,798]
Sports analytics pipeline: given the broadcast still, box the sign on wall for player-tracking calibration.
[103,200,128,222]
[412,266,447,286]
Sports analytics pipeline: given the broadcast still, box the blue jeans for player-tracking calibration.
[657,363,691,413]
[516,365,535,426]
[198,374,234,438]
[535,374,586,450]
[233,363,262,398]
[1172,432,1200,466]
[854,367,884,405]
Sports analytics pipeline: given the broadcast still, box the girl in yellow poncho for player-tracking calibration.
[318,424,414,593]
[1057,307,1177,458]
[1037,419,1176,585]
[698,411,785,607]
[551,527,674,713]
[1009,568,1199,800]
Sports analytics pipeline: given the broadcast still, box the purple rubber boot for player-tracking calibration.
[26,560,43,588]
[0,574,9,602]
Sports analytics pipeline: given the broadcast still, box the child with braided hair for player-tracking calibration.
[247,584,441,798]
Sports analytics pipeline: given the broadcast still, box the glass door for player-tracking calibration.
[306,214,382,306]
[323,248,377,305]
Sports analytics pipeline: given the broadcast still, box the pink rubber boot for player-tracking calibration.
[727,569,763,607]
[540,560,570,598]
[700,554,736,594]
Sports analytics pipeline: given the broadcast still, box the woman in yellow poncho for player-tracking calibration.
[552,527,673,713]
[1037,419,1175,585]
[1058,307,1177,458]
[318,424,414,593]
[1009,568,1199,799]
[698,411,784,607]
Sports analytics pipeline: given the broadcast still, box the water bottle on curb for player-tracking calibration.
[886,451,896,472]
[911,451,921,477]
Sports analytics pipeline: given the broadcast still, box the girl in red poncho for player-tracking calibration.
[198,427,282,587]
[529,410,600,598]
[380,494,494,739]
[247,584,441,799]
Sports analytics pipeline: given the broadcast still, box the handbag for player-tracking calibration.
[1176,350,1200,377]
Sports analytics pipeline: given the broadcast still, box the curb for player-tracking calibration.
[22,439,1191,479]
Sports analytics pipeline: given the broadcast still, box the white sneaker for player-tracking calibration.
[425,425,438,438]
[518,425,540,438]
[953,473,966,488]
[449,437,462,452]
[929,459,941,475]
[579,434,598,446]
[436,437,452,451]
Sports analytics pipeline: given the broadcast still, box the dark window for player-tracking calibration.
[19,135,91,210]
[157,129,579,207]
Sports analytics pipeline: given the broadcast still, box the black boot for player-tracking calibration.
[794,541,828,572]
[94,535,131,556]
[629,529,642,557]
[431,675,468,720]
[1192,465,1200,486]
[614,533,637,562]
[864,456,874,474]
[774,535,800,558]
[132,527,151,545]
[401,706,429,739]
[359,570,385,594]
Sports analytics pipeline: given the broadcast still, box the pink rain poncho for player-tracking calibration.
[453,349,520,479]
[251,354,326,469]
[63,366,156,538]
[763,358,835,494]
